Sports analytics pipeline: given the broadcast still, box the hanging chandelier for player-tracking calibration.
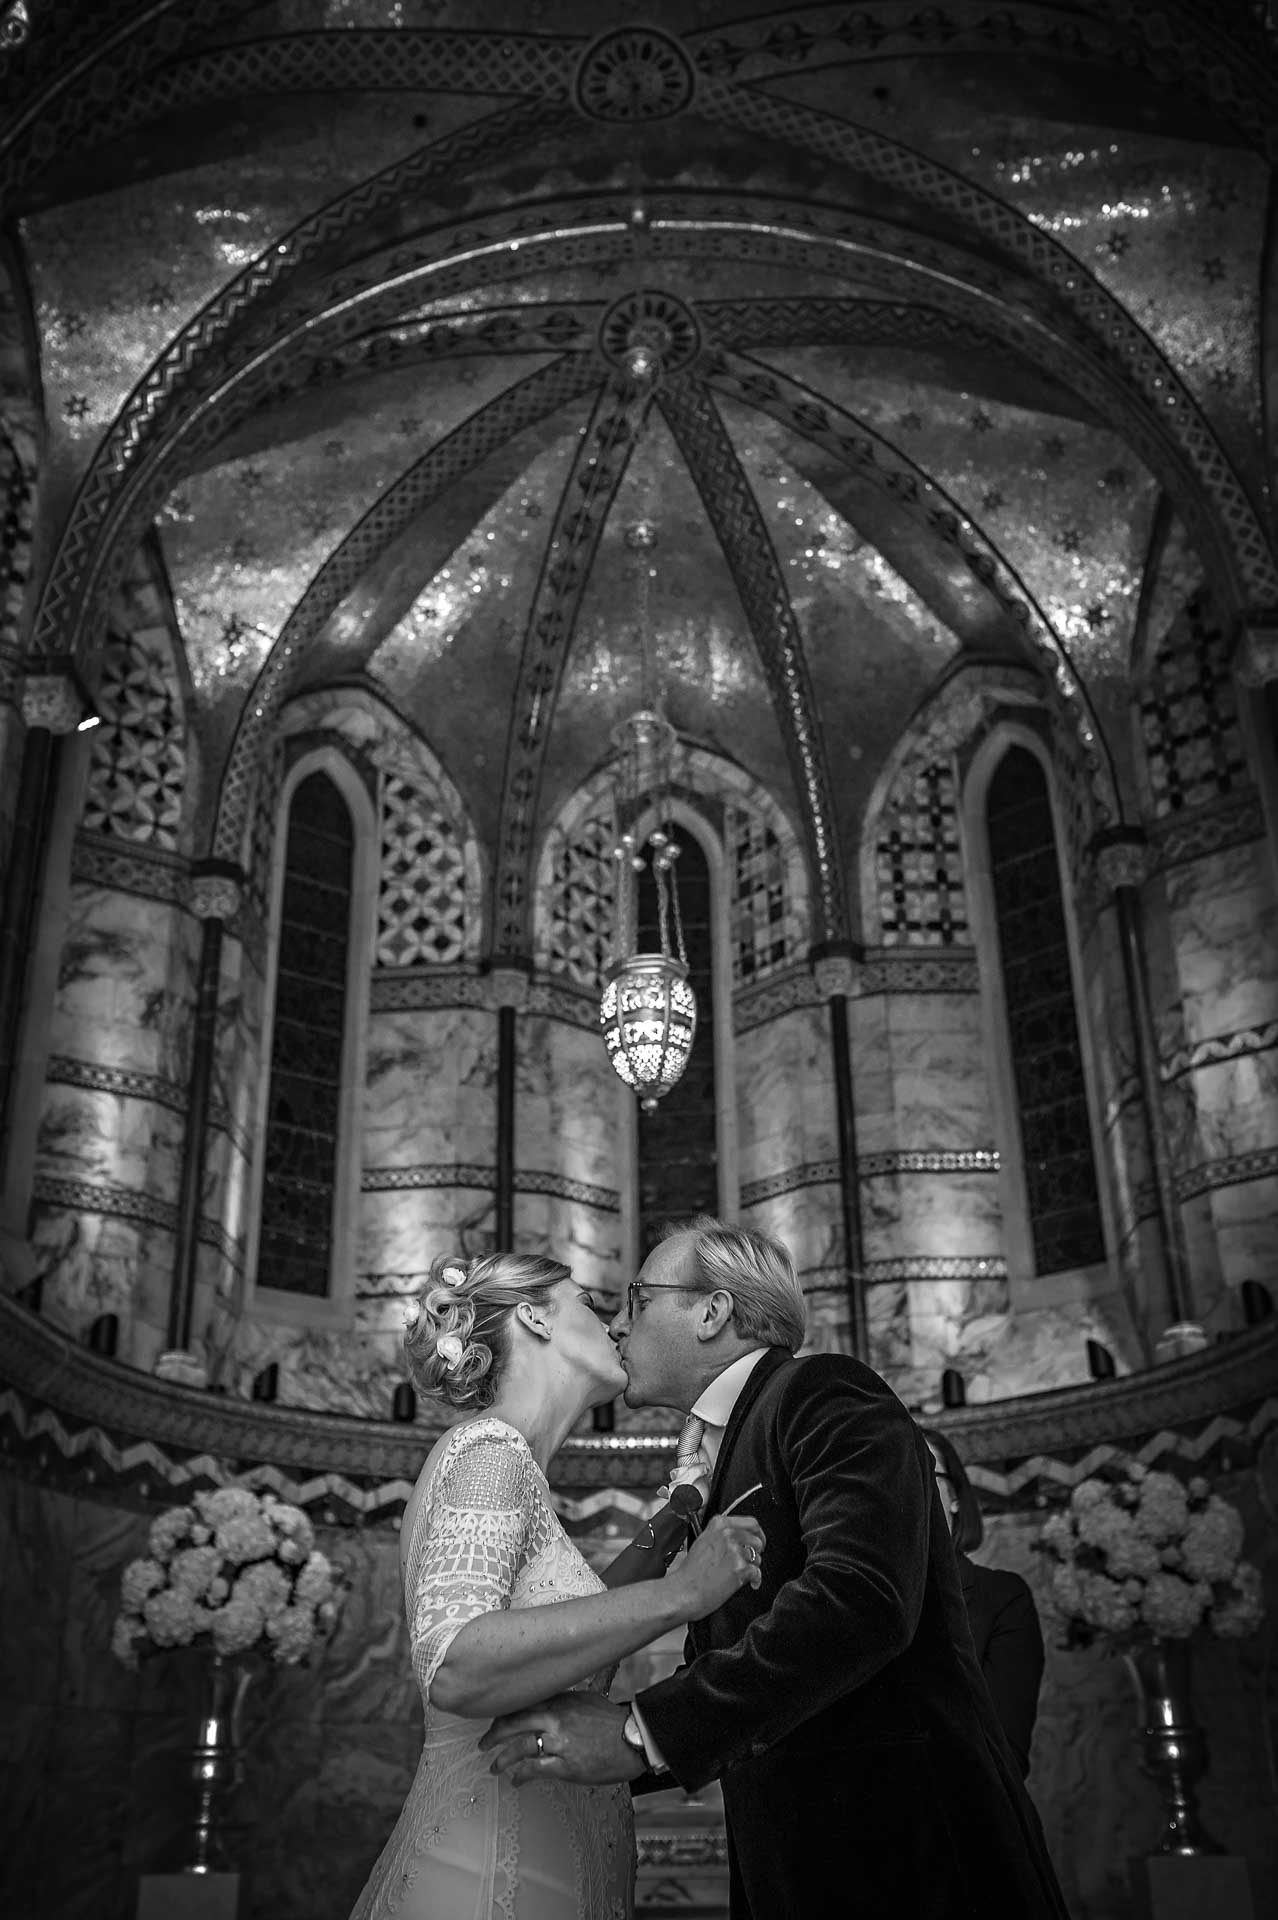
[598,525,697,1111]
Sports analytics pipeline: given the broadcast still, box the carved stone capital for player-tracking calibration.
[486,962,533,1012]
[812,953,859,1001]
[1092,832,1151,894]
[1234,623,1278,689]
[187,863,244,922]
[21,672,84,734]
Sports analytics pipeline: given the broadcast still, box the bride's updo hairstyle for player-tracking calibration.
[404,1250,572,1412]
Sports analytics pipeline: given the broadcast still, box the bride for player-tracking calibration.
[348,1249,764,1920]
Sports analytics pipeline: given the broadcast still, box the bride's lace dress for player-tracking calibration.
[349,1416,634,1920]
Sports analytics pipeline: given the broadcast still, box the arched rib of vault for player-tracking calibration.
[684,4,1278,160]
[31,185,1275,681]
[492,373,655,956]
[211,354,601,871]
[702,347,1121,830]
[657,374,846,946]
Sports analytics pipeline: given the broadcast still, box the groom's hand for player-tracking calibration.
[480,1693,645,1787]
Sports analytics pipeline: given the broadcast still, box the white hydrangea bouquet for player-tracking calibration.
[1036,1462,1264,1649]
[112,1487,340,1669]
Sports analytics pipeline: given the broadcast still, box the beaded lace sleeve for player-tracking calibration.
[410,1426,534,1702]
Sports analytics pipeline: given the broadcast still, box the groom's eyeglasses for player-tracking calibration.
[626,1282,708,1322]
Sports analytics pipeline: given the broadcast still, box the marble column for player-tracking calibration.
[1092,832,1194,1347]
[163,863,243,1374]
[0,673,83,1267]
[488,961,532,1252]
[812,948,868,1362]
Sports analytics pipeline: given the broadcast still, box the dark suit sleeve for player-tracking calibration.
[635,1363,929,1790]
[979,1574,1044,1778]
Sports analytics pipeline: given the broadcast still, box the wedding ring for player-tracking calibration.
[536,1733,545,1758]
[745,1545,757,1563]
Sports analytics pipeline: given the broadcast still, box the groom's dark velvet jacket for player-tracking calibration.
[635,1348,1071,1920]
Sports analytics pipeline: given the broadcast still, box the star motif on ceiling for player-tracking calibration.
[323,439,346,459]
[1100,466,1131,491]
[521,499,544,519]
[146,282,176,312]
[1201,257,1226,284]
[229,536,255,565]
[302,506,330,538]
[898,410,922,432]
[239,465,265,492]
[63,394,90,421]
[1208,366,1238,393]
[457,365,479,386]
[981,488,1004,513]
[220,613,251,659]
[1043,435,1067,460]
[1105,229,1130,257]
[1205,182,1238,214]
[1085,602,1110,630]
[1060,527,1081,552]
[58,310,87,341]
[398,415,422,437]
[969,409,993,433]
[165,491,192,519]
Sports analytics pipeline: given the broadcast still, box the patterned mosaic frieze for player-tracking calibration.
[732,964,821,1033]
[1174,1146,1278,1204]
[863,1255,1008,1284]
[70,830,188,906]
[81,625,186,851]
[45,1055,187,1116]
[859,1150,1001,1176]
[1160,1018,1278,1084]
[360,1163,620,1213]
[545,807,616,992]
[1149,788,1266,870]
[739,1160,840,1208]
[727,800,802,984]
[860,949,981,996]
[376,770,468,969]
[368,967,491,1015]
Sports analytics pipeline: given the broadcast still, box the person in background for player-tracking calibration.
[923,1425,1045,1779]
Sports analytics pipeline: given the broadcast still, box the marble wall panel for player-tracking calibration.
[905,1281,1144,1409]
[518,1015,626,1202]
[1186,1051,1278,1163]
[847,994,895,1156]
[1162,839,1278,1042]
[860,1170,1003,1265]
[881,992,994,1152]
[734,1004,838,1189]
[1206,1172,1278,1300]
[48,884,199,1083]
[362,1006,496,1172]
[30,1209,176,1354]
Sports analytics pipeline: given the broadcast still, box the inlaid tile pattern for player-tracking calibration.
[81,628,186,850]
[375,772,467,970]
[546,809,616,992]
[728,802,797,984]
[1140,588,1250,818]
[876,759,968,947]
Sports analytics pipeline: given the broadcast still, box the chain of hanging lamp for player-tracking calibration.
[598,368,698,1110]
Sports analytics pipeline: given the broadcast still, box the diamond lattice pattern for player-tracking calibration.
[83,631,186,848]
[376,772,467,968]
[547,813,615,990]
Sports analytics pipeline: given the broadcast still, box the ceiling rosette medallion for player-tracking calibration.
[573,27,697,122]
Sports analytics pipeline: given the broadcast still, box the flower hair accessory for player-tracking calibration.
[441,1264,468,1286]
[436,1334,465,1370]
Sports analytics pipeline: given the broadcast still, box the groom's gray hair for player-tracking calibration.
[660,1216,807,1353]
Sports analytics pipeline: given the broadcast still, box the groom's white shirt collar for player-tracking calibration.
[689,1346,768,1465]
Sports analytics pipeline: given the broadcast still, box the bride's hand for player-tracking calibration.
[669,1515,766,1618]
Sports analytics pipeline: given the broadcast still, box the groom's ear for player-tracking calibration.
[695,1289,736,1341]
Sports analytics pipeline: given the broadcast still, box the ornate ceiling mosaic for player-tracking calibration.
[4,1,1274,944]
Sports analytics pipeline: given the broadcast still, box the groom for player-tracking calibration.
[482,1218,1070,1919]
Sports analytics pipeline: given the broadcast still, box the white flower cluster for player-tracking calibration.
[112,1487,341,1671]
[1035,1463,1264,1650]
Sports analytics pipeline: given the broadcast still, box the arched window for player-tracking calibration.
[257,770,355,1298]
[986,745,1104,1276]
[636,828,718,1254]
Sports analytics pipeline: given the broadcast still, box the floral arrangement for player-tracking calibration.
[1035,1463,1264,1649]
[112,1487,340,1669]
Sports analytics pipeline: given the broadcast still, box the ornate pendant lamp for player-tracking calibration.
[598,522,698,1111]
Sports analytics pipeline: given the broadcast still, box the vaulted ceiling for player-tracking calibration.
[4,0,1275,945]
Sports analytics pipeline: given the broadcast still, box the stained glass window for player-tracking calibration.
[258,772,354,1297]
[987,747,1104,1276]
[637,829,718,1254]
